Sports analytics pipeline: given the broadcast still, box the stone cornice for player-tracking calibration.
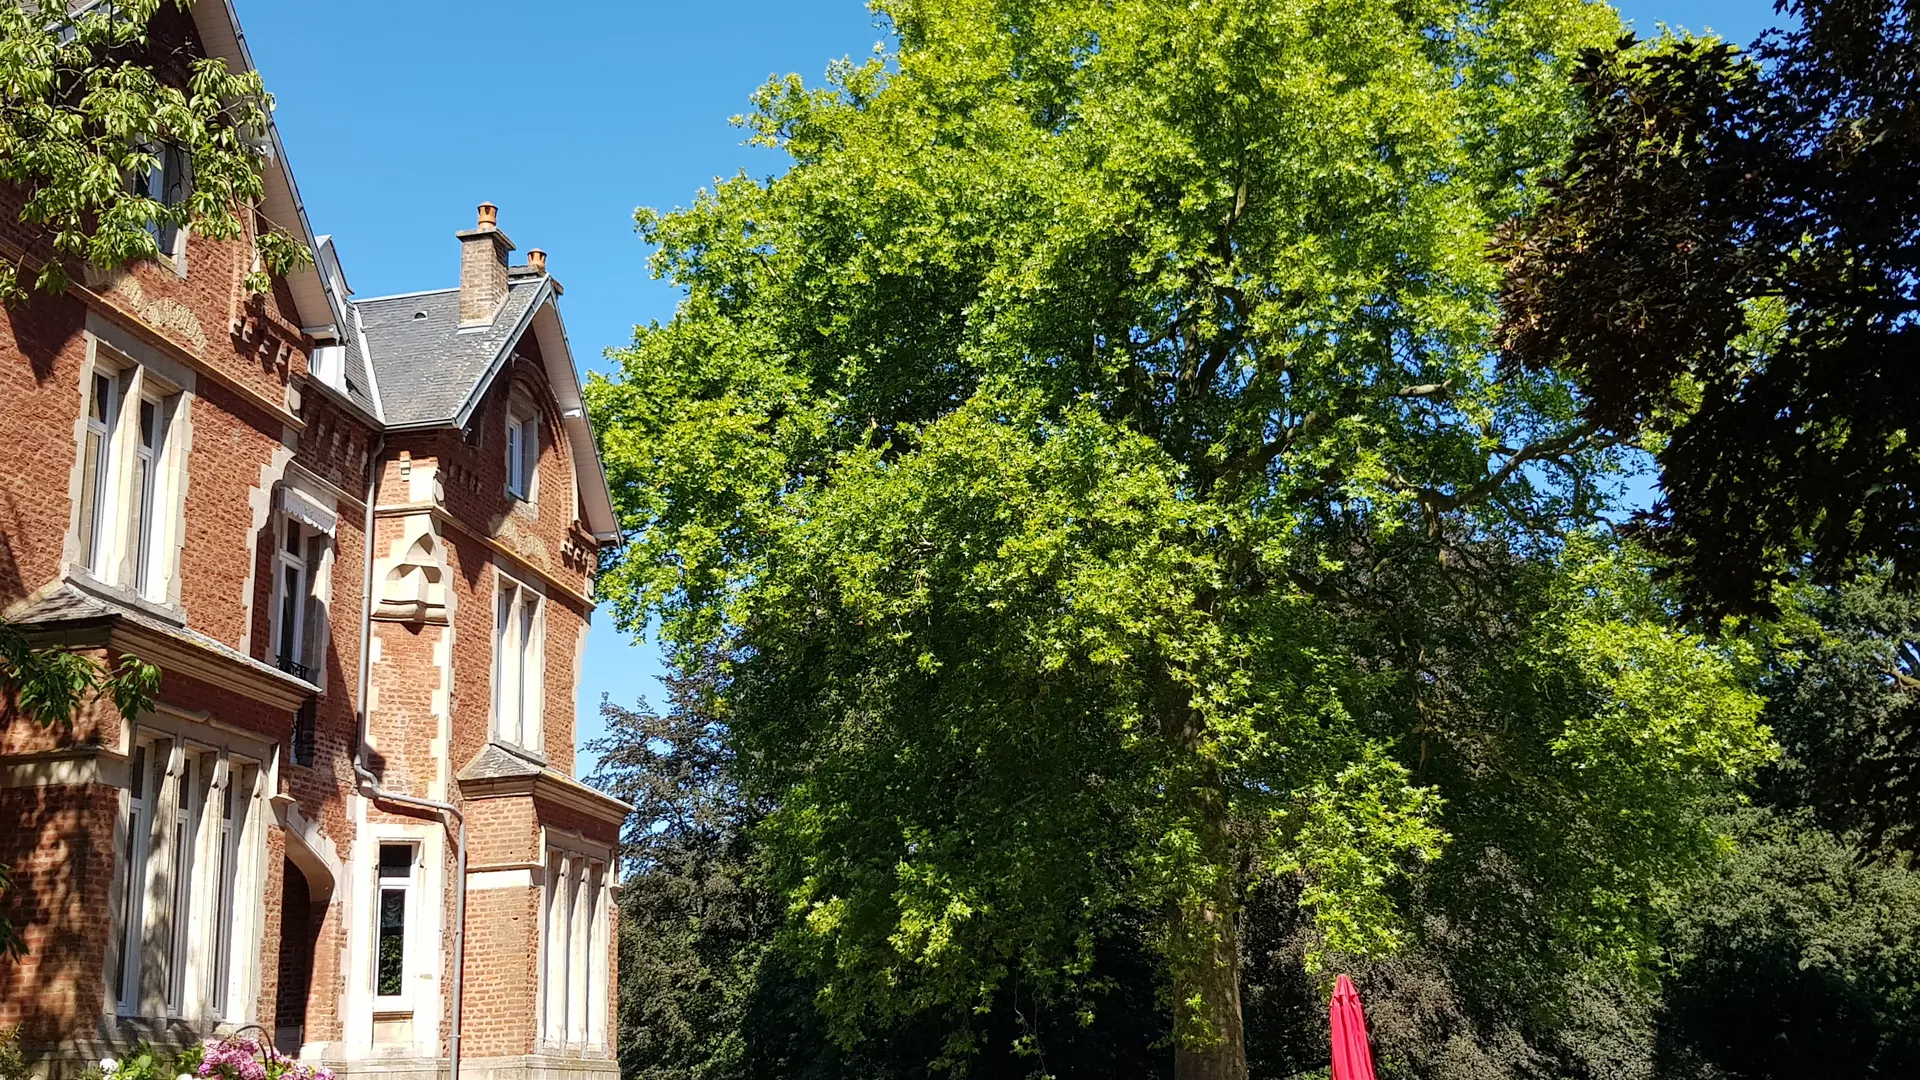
[458,767,633,826]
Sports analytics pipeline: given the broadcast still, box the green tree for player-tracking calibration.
[588,1,1771,1075]
[1654,807,1920,1079]
[587,655,1176,1080]
[0,621,156,955]
[0,0,309,301]
[1647,573,1920,1078]
[1498,0,1920,620]
[1752,572,1920,852]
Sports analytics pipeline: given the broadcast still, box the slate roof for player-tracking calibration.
[340,327,380,417]
[457,741,546,781]
[352,278,547,428]
[8,583,317,694]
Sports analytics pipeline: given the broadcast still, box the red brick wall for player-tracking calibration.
[0,782,118,1041]
[0,10,616,1060]
[456,883,542,1058]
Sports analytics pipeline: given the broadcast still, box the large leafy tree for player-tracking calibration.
[0,0,309,301]
[589,1,1772,1075]
[1498,0,1920,620]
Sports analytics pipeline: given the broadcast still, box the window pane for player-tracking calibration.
[139,400,156,450]
[495,586,514,741]
[165,754,198,1012]
[515,422,531,494]
[280,565,301,662]
[114,804,139,1006]
[79,429,102,567]
[377,887,406,996]
[90,374,110,422]
[286,523,302,555]
[211,807,234,1012]
[378,843,412,878]
[126,455,148,587]
[518,597,537,743]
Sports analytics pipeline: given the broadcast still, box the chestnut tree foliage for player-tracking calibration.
[0,0,310,300]
[587,0,1774,1075]
[1499,0,1920,620]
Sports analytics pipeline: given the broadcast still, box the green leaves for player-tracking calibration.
[0,0,310,303]
[0,621,156,736]
[589,0,1773,1064]
[0,619,158,958]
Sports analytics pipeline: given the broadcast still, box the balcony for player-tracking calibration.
[276,655,316,684]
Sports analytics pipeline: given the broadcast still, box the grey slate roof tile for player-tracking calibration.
[353,280,546,428]
[341,328,379,416]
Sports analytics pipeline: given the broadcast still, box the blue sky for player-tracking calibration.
[233,0,1777,776]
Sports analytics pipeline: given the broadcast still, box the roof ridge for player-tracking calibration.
[352,286,459,305]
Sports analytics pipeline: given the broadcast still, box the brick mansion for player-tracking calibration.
[0,4,628,1080]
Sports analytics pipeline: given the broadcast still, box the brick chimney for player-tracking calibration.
[457,202,515,326]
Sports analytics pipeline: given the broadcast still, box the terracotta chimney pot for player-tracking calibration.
[528,249,547,274]
[458,205,514,325]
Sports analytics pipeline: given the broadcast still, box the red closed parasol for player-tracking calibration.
[1330,974,1378,1080]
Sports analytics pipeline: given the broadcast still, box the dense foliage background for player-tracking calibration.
[583,0,1920,1075]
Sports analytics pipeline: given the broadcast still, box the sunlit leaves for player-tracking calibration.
[0,0,310,303]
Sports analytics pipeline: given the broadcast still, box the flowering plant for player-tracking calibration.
[196,1037,332,1080]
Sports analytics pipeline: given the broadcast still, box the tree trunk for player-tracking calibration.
[1157,651,1248,1080]
[1169,769,1248,1080]
[1171,876,1248,1080]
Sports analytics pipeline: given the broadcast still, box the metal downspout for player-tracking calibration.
[352,437,467,1080]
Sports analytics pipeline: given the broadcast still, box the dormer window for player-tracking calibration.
[505,404,537,501]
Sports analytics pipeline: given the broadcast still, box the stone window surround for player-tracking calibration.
[66,313,194,613]
[344,819,447,1060]
[538,829,614,1057]
[105,703,273,1030]
[490,562,546,757]
[504,390,540,506]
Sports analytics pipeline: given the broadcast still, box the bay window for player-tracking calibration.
[541,849,611,1053]
[112,733,262,1022]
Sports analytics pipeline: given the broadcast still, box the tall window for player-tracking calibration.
[114,738,164,1012]
[542,851,610,1053]
[208,761,251,1015]
[114,737,258,1021]
[505,408,537,501]
[131,395,164,594]
[75,351,182,602]
[164,751,202,1015]
[274,521,321,681]
[132,143,190,260]
[492,575,544,751]
[271,488,336,686]
[375,843,416,1005]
